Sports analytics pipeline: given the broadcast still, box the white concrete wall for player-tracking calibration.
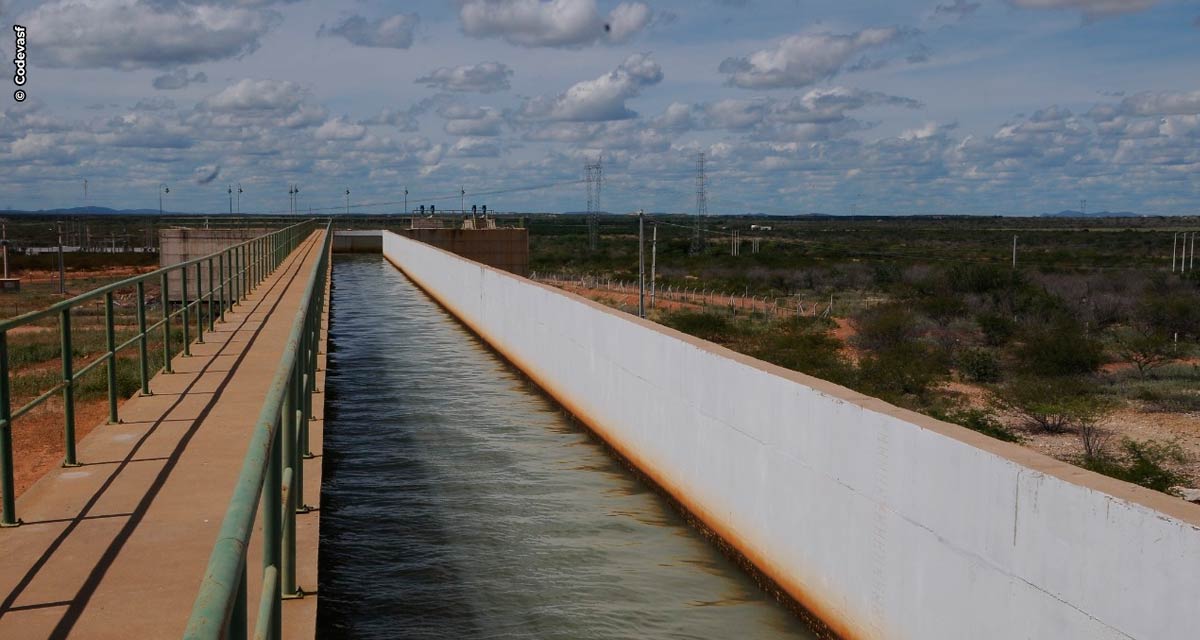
[379,229,1200,640]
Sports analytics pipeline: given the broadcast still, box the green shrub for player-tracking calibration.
[947,263,1014,295]
[932,407,1022,443]
[976,312,1017,346]
[919,293,968,322]
[1015,320,1104,376]
[991,376,1114,433]
[957,348,1002,383]
[853,304,922,351]
[660,311,738,344]
[748,319,852,381]
[855,342,948,402]
[1082,438,1187,493]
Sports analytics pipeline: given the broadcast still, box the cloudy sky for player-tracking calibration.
[0,0,1197,215]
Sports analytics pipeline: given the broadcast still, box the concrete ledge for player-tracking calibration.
[378,229,1200,640]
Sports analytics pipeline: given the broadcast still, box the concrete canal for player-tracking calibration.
[316,255,818,639]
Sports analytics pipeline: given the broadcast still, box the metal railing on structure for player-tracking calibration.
[183,221,331,640]
[0,219,320,527]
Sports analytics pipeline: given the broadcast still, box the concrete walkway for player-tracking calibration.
[0,232,328,639]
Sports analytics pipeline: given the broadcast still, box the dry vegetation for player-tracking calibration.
[532,214,1200,496]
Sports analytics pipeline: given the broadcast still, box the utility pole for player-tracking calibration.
[638,209,645,318]
[650,223,657,309]
[691,152,707,255]
[228,185,233,214]
[237,184,242,214]
[1012,235,1018,269]
[1172,232,1178,273]
[461,187,467,219]
[345,188,350,215]
[56,221,65,294]
[403,188,408,214]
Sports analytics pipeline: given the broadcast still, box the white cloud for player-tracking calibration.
[316,117,367,141]
[1006,0,1158,19]
[318,13,419,49]
[441,106,504,137]
[719,28,907,89]
[458,0,651,48]
[520,53,662,121]
[21,0,279,70]
[449,137,502,157]
[202,79,303,113]
[416,62,513,93]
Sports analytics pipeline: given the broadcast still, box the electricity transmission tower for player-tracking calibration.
[585,156,603,250]
[690,152,707,255]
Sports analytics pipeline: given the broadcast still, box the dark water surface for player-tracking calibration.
[316,255,818,639]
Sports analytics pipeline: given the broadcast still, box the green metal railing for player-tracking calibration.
[0,220,319,528]
[183,222,331,640]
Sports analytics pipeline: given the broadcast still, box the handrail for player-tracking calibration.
[0,219,319,527]
[183,221,331,640]
[0,220,313,332]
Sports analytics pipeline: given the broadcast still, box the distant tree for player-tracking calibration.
[1111,326,1175,379]
[1015,319,1104,376]
[990,376,1114,434]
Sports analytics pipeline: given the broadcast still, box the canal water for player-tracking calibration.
[317,255,817,639]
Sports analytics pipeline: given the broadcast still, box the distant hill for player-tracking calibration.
[1042,209,1142,218]
[0,206,169,215]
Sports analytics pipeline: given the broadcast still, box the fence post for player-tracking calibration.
[60,308,78,467]
[136,281,151,395]
[0,331,17,526]
[104,292,119,423]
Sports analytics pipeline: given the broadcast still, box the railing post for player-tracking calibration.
[208,258,216,332]
[280,383,300,598]
[136,281,150,395]
[181,266,191,356]
[160,272,173,374]
[60,308,78,467]
[104,291,119,424]
[242,244,249,301]
[264,413,282,638]
[228,564,248,640]
[218,251,227,322]
[0,331,18,527]
[195,261,204,344]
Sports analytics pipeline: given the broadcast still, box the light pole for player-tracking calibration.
[227,185,233,214]
[345,189,350,215]
[159,183,169,216]
[461,187,467,218]
[403,188,408,215]
[237,184,243,214]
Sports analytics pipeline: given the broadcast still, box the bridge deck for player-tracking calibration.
[0,232,327,639]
